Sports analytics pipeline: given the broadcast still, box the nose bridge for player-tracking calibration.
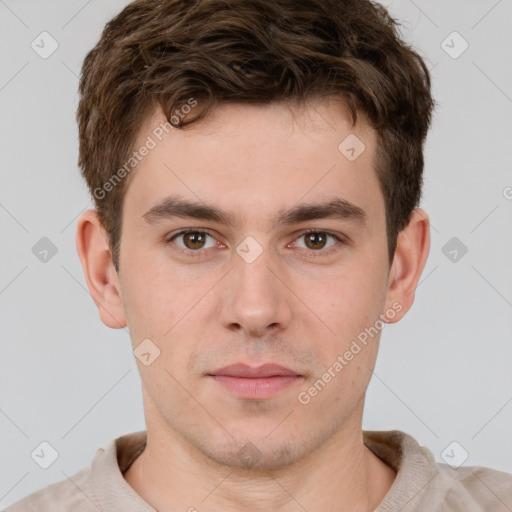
[218,241,292,336]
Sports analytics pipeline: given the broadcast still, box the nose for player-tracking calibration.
[217,247,292,338]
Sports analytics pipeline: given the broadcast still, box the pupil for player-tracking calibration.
[306,233,325,250]
[185,232,205,249]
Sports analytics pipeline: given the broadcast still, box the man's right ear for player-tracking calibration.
[75,209,127,329]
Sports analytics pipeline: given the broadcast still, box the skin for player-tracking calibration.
[76,97,430,512]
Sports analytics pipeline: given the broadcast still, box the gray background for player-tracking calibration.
[1,0,511,508]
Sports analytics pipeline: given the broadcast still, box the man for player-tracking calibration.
[6,0,512,510]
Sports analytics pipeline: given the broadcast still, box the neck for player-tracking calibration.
[124,417,396,512]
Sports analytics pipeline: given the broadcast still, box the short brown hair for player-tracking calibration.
[77,0,435,272]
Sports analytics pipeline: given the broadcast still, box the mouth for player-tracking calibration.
[207,363,304,400]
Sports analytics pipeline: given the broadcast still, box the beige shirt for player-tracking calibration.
[5,429,512,511]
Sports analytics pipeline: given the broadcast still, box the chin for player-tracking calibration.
[195,433,316,471]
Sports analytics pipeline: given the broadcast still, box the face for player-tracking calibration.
[110,98,400,469]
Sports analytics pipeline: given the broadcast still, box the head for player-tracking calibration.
[76,0,433,469]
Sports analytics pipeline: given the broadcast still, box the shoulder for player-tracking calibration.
[427,461,512,511]
[364,429,512,511]
[4,466,99,512]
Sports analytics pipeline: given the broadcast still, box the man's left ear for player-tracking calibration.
[383,208,430,323]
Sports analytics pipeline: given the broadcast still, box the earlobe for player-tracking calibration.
[75,209,127,329]
[384,209,430,324]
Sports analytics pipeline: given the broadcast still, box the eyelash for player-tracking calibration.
[166,228,346,259]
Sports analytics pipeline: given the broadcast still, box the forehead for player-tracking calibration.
[124,98,383,231]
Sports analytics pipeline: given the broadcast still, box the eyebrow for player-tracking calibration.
[142,195,367,228]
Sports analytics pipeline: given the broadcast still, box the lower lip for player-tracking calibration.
[210,375,302,399]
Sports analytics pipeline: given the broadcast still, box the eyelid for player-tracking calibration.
[166,228,220,249]
[166,227,217,242]
[289,229,347,254]
[294,228,348,243]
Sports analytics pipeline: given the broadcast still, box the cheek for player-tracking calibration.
[319,266,386,331]
[297,262,387,382]
[119,250,179,344]
[120,255,210,373]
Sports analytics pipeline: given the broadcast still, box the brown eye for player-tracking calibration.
[304,232,328,250]
[182,232,207,250]
[292,230,343,254]
[169,230,217,251]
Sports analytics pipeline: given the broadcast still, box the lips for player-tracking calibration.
[208,363,300,378]
[208,363,303,399]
